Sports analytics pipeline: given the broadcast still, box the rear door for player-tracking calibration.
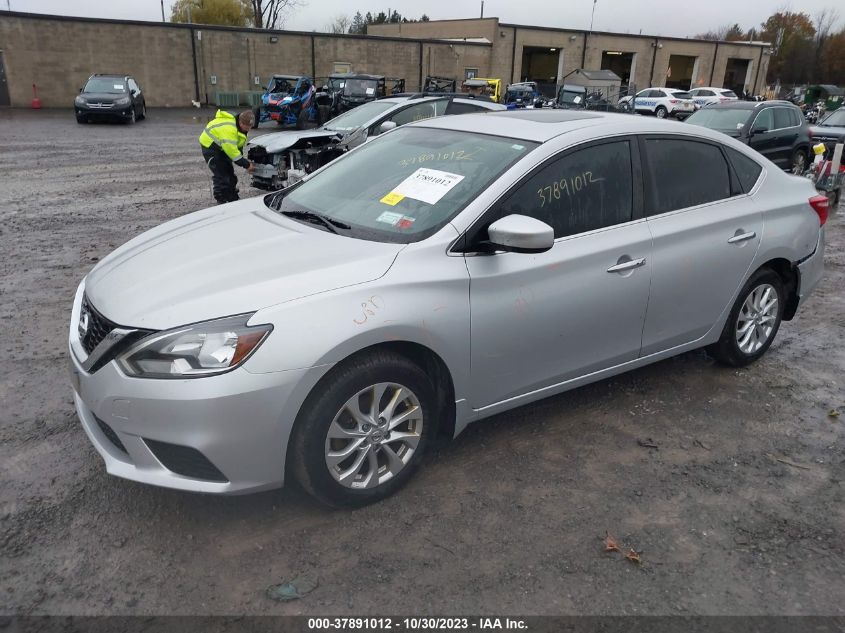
[639,135,762,355]
[748,108,782,166]
[464,137,652,408]
[772,106,800,167]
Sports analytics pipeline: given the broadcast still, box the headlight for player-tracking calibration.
[118,314,272,379]
[75,96,87,105]
[115,96,131,106]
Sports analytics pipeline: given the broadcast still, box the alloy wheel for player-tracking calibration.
[791,152,806,175]
[324,382,423,489]
[735,283,778,354]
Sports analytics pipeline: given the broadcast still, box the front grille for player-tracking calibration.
[80,295,118,355]
[144,439,229,482]
[94,416,128,454]
[88,102,114,109]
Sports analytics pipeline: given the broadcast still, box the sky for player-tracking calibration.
[4,0,843,38]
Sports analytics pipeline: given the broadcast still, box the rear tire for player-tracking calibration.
[296,108,308,130]
[655,106,668,119]
[791,149,808,175]
[709,268,784,367]
[289,351,436,508]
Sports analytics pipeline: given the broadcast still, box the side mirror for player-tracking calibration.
[750,126,767,136]
[79,88,83,93]
[378,120,398,134]
[486,214,554,254]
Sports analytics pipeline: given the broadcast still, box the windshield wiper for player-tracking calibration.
[280,209,350,233]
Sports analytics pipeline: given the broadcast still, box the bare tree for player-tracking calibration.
[696,23,746,41]
[813,8,841,76]
[249,0,306,29]
[326,14,351,34]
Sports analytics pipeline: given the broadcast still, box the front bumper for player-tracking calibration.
[67,284,326,494]
[76,105,133,119]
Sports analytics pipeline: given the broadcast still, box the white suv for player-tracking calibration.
[620,88,696,119]
[688,87,740,108]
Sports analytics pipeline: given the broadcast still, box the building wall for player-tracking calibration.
[370,18,771,95]
[0,12,769,108]
[0,14,196,107]
[0,12,490,107]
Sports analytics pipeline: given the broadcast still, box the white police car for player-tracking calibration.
[618,88,696,119]
[688,87,740,108]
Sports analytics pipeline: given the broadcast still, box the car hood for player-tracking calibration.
[249,128,343,153]
[810,124,845,138]
[84,198,404,330]
[79,92,128,101]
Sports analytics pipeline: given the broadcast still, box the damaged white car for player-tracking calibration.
[247,94,505,190]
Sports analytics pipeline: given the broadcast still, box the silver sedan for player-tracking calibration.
[68,110,826,506]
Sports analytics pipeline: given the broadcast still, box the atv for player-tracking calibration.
[254,75,318,130]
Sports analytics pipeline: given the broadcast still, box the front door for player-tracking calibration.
[464,138,652,409]
[0,53,10,107]
[639,136,762,354]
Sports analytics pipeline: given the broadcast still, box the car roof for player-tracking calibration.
[271,75,303,80]
[411,108,746,143]
[705,100,797,110]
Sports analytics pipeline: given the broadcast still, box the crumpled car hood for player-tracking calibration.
[249,128,344,153]
[84,198,403,330]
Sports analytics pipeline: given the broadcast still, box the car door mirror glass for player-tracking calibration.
[486,214,554,253]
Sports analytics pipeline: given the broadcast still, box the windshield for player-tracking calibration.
[83,77,126,94]
[819,109,845,126]
[323,100,397,131]
[344,79,380,97]
[269,78,293,94]
[268,127,537,243]
[686,108,749,131]
[558,90,584,105]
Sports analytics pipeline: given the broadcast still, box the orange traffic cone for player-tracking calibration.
[31,84,42,109]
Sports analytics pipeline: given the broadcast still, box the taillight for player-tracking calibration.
[669,99,679,104]
[809,195,829,226]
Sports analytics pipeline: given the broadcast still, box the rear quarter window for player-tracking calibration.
[724,147,763,193]
[644,138,732,214]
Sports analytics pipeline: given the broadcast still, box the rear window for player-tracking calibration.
[720,90,738,98]
[725,147,763,192]
[671,91,692,99]
[686,107,749,132]
[644,138,732,214]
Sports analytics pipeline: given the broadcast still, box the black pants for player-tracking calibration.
[202,145,239,204]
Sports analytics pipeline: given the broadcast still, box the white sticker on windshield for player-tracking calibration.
[114,84,124,90]
[366,87,375,95]
[390,168,465,205]
[376,211,404,225]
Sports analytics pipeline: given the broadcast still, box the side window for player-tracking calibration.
[387,100,448,127]
[752,108,774,132]
[701,90,715,97]
[724,147,763,192]
[653,90,666,98]
[446,100,488,115]
[773,107,792,130]
[644,138,732,214]
[496,140,634,239]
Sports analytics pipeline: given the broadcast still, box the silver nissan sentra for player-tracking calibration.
[68,110,826,507]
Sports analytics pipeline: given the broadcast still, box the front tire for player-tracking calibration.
[126,107,136,125]
[138,102,146,120]
[710,268,784,367]
[289,351,436,507]
[295,108,308,130]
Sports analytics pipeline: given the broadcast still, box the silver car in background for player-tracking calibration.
[69,110,826,507]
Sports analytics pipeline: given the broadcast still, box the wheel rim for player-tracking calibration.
[792,153,806,174]
[735,283,778,354]
[325,382,423,489]
[656,108,666,118]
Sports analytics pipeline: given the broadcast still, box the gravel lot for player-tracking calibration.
[1,108,843,617]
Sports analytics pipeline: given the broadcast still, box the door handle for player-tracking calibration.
[728,231,756,244]
[606,257,646,273]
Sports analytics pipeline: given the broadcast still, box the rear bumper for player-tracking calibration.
[796,229,825,308]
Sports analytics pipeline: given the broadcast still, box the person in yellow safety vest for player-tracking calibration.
[199,109,256,204]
